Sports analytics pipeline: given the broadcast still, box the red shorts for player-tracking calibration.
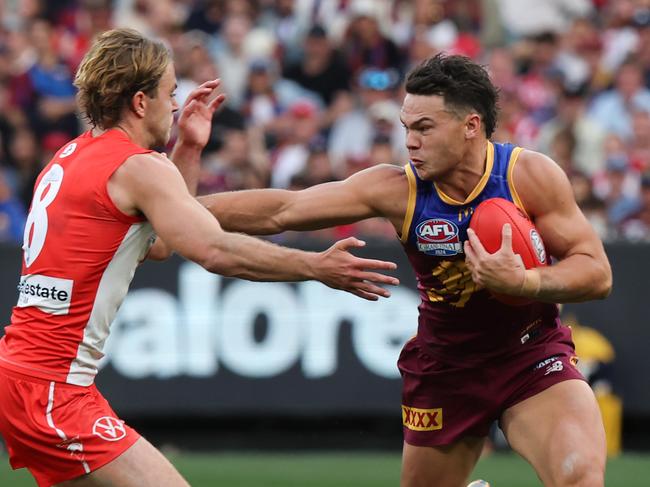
[0,367,140,487]
[398,324,585,447]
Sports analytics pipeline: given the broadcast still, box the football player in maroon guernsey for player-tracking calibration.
[201,54,612,487]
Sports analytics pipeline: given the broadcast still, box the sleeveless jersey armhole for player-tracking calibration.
[400,164,417,243]
[506,147,530,219]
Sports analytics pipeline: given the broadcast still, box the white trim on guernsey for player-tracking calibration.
[66,223,154,386]
[46,381,91,474]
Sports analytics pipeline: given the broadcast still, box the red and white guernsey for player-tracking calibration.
[0,129,155,386]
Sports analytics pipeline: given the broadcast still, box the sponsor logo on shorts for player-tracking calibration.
[92,416,127,442]
[16,274,73,315]
[570,355,579,367]
[534,355,559,370]
[402,406,443,431]
[529,229,546,264]
[415,218,463,256]
[544,360,564,376]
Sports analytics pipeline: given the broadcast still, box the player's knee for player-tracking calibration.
[559,469,604,487]
[553,452,604,487]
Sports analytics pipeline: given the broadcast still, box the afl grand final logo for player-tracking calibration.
[92,416,127,442]
[529,229,546,264]
[415,218,462,256]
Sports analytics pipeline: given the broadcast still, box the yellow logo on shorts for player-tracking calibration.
[402,406,443,431]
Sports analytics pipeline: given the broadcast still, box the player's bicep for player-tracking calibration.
[284,178,378,228]
[515,151,604,261]
[534,200,600,261]
[295,164,407,226]
[120,155,224,264]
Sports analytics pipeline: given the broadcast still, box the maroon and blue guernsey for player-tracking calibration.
[400,141,560,366]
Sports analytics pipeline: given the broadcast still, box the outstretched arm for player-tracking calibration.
[464,150,612,303]
[111,153,399,300]
[198,163,409,235]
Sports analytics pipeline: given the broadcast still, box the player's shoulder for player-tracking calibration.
[513,148,569,190]
[124,151,171,167]
[347,163,409,195]
[515,149,565,178]
[512,148,573,214]
[114,152,178,188]
[351,163,409,183]
[119,151,176,177]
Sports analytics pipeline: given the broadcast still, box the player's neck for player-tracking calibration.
[435,139,489,202]
[92,122,151,149]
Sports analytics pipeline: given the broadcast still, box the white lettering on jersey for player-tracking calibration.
[16,274,74,315]
[23,164,64,267]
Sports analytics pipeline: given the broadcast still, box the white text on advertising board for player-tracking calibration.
[101,262,419,380]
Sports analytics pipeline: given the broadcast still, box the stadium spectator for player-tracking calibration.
[17,18,79,139]
[0,169,25,244]
[328,66,404,170]
[8,127,42,210]
[627,109,650,171]
[341,6,402,74]
[601,154,641,226]
[588,58,650,140]
[621,173,650,241]
[271,99,323,189]
[209,14,258,108]
[283,24,351,107]
[535,84,606,176]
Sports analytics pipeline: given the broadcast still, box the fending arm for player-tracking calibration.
[116,154,399,300]
[198,164,409,235]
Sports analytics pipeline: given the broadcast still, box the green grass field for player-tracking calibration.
[1,451,649,486]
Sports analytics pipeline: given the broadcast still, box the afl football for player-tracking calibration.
[469,198,547,305]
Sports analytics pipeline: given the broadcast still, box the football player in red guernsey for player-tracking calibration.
[199,54,612,487]
[0,29,399,487]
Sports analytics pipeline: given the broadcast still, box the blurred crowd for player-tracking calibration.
[1,0,650,244]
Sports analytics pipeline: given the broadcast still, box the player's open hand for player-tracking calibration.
[464,224,526,295]
[316,237,399,300]
[176,79,226,149]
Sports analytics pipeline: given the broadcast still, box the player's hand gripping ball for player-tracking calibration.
[469,198,548,306]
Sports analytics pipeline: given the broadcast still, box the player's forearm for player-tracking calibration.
[520,254,612,303]
[199,190,292,234]
[170,140,202,196]
[203,231,317,281]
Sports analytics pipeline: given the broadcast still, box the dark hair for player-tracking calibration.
[405,54,499,138]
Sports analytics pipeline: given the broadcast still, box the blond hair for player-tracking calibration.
[74,28,171,129]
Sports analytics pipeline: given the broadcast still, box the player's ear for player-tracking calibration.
[130,91,147,118]
[464,112,481,140]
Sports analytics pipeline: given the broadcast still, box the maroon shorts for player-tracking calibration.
[398,324,584,447]
[0,367,140,487]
